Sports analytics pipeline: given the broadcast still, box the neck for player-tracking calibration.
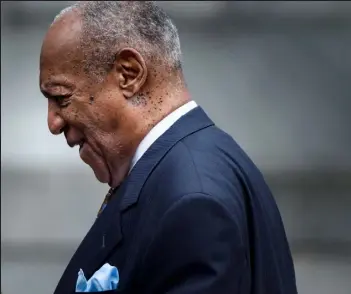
[141,83,190,134]
[129,83,189,157]
[109,79,190,188]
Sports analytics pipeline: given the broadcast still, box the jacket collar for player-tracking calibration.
[119,106,214,212]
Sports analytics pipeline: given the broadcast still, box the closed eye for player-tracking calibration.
[52,95,71,101]
[42,91,72,107]
[53,95,71,107]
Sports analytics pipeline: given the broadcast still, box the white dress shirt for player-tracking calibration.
[129,100,198,173]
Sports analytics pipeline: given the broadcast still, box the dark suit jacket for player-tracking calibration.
[54,107,297,294]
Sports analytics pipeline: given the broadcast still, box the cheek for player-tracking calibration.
[65,96,97,128]
[64,107,87,129]
[91,101,126,132]
[68,89,128,140]
[86,130,124,160]
[95,87,127,128]
[98,134,129,159]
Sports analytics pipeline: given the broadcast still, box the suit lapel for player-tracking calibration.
[54,184,126,294]
[54,107,214,294]
[119,106,214,212]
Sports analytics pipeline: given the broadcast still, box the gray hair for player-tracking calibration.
[55,1,182,78]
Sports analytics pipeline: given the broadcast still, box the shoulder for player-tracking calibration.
[142,125,252,221]
[147,125,253,197]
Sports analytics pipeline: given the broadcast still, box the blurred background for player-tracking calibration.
[1,1,351,293]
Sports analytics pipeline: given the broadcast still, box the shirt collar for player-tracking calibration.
[129,100,198,173]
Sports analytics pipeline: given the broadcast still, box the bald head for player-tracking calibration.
[49,1,182,80]
[41,9,83,74]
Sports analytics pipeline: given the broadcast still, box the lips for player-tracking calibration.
[79,140,85,151]
[79,140,91,159]
[66,138,85,149]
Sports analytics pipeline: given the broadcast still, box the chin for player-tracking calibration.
[92,168,110,184]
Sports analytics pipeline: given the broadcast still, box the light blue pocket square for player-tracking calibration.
[76,263,119,292]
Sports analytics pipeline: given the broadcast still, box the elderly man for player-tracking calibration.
[40,1,297,294]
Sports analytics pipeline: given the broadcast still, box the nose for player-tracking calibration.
[47,101,66,135]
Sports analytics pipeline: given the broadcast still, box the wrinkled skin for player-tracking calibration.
[39,11,188,188]
[40,12,149,187]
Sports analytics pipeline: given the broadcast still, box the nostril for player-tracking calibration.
[56,126,64,135]
[48,115,65,135]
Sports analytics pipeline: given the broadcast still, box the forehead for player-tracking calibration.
[40,11,84,82]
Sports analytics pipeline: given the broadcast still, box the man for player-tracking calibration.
[40,1,297,293]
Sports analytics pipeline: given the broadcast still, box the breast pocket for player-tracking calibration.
[76,291,121,293]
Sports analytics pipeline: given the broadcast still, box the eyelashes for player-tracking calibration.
[52,95,72,108]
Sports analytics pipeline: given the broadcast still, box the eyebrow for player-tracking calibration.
[40,81,74,97]
[42,80,74,89]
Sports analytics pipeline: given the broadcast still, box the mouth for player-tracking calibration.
[78,140,85,152]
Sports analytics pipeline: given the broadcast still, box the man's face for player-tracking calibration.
[39,13,140,187]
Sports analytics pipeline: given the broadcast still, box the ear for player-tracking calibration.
[115,48,148,98]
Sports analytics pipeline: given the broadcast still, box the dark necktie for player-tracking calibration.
[97,187,116,218]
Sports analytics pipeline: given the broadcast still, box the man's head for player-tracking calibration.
[40,1,188,188]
